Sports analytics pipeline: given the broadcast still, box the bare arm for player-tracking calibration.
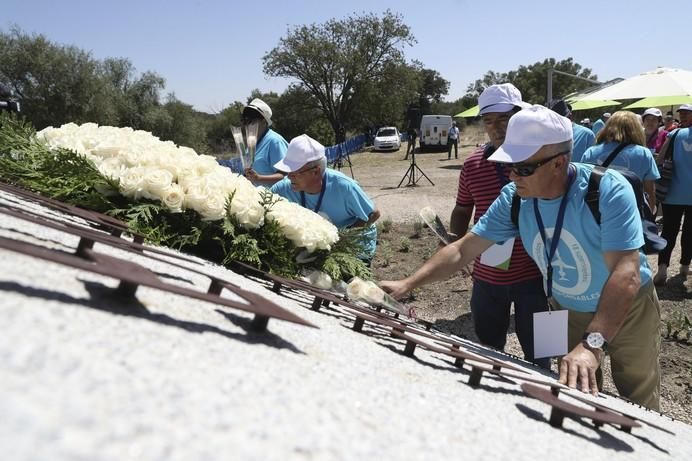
[655,137,671,166]
[381,232,494,299]
[352,209,381,228]
[643,180,656,214]
[245,169,285,186]
[559,249,641,394]
[449,205,473,241]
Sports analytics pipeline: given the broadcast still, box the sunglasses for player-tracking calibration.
[509,152,568,177]
[288,165,318,178]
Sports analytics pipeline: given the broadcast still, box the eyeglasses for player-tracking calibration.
[509,152,568,177]
[288,165,318,178]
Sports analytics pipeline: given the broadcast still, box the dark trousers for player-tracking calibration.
[658,204,692,266]
[470,278,550,369]
[447,138,458,158]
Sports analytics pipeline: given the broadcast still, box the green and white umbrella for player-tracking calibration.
[566,99,621,111]
[454,106,479,118]
[623,95,692,109]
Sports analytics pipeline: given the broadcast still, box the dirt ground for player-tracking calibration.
[344,125,692,424]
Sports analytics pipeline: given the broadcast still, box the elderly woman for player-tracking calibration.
[642,108,669,155]
[581,110,660,214]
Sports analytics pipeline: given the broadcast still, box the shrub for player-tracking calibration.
[379,218,393,234]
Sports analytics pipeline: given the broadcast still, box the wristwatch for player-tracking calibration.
[582,332,609,353]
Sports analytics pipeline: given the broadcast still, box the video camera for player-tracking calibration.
[0,82,21,113]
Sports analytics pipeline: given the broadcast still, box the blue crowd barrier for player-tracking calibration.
[218,157,243,174]
[218,133,370,173]
[325,134,368,165]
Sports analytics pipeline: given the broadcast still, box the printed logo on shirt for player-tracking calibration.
[531,228,592,296]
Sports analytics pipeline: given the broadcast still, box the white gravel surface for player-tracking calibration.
[1,191,691,461]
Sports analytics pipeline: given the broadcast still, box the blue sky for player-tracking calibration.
[5,0,691,113]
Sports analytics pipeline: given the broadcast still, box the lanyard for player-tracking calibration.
[300,173,328,213]
[533,165,575,300]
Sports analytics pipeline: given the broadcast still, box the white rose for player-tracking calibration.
[198,193,227,221]
[303,270,333,290]
[346,277,368,300]
[119,167,146,199]
[141,168,174,200]
[97,157,126,181]
[161,184,185,213]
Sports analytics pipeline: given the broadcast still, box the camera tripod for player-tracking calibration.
[397,149,434,187]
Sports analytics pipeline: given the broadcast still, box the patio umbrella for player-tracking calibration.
[623,95,692,109]
[579,67,692,101]
[454,106,479,118]
[566,99,621,111]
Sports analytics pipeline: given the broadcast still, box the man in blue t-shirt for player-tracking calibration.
[382,105,661,410]
[271,134,381,260]
[548,99,595,163]
[241,98,288,187]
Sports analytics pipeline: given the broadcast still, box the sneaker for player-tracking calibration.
[653,264,668,286]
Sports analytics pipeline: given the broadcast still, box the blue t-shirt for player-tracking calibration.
[252,129,288,177]
[664,128,692,205]
[271,169,378,257]
[471,163,652,313]
[592,119,605,137]
[581,142,660,181]
[571,123,595,163]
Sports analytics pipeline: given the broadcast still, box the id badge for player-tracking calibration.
[533,309,568,359]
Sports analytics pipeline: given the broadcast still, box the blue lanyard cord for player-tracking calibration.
[300,173,328,213]
[533,165,576,299]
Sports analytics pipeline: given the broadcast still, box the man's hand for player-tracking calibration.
[380,279,411,300]
[559,342,602,395]
[245,168,259,182]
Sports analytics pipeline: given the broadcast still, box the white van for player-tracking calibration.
[419,115,452,151]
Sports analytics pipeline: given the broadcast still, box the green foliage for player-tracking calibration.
[398,237,411,253]
[0,113,118,211]
[0,114,364,280]
[311,228,371,281]
[466,58,598,105]
[262,10,416,142]
[665,310,692,343]
[378,218,393,234]
[377,242,392,268]
[411,220,424,238]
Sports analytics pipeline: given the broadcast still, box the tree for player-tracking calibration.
[0,27,103,128]
[263,10,416,142]
[466,58,598,104]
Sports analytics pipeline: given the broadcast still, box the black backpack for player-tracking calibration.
[510,146,666,255]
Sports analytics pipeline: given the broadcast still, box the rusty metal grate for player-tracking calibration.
[0,203,202,266]
[0,181,142,242]
[521,383,641,431]
[0,233,314,332]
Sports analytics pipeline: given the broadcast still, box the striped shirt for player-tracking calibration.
[456,145,542,285]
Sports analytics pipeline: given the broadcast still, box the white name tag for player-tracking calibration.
[479,237,515,270]
[533,310,568,359]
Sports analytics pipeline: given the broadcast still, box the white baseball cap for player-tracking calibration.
[243,98,273,126]
[488,105,573,164]
[642,108,663,119]
[677,104,692,112]
[478,83,530,115]
[273,134,325,173]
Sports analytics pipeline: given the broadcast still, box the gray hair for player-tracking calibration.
[544,140,573,161]
[304,156,327,173]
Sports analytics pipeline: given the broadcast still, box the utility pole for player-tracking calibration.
[546,68,603,104]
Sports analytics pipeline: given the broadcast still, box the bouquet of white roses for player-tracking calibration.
[0,115,372,280]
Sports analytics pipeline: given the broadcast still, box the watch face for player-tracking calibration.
[586,332,605,349]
